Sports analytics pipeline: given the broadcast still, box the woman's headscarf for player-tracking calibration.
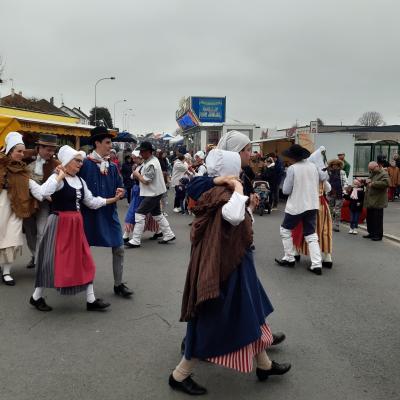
[308,146,327,171]
[217,130,251,153]
[206,149,241,177]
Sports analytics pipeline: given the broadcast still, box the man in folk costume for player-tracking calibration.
[125,141,175,248]
[79,126,133,298]
[292,146,334,269]
[169,150,291,396]
[23,134,59,269]
[275,144,328,276]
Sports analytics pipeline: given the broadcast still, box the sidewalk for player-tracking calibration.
[345,201,400,243]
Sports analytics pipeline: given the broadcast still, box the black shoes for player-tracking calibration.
[123,237,129,243]
[256,360,292,381]
[169,374,207,396]
[322,261,333,269]
[26,257,35,269]
[363,234,372,239]
[294,255,301,262]
[2,274,15,286]
[275,258,295,267]
[125,242,141,249]
[114,283,134,298]
[87,298,110,311]
[271,332,286,346]
[159,237,176,244]
[371,237,382,241]
[30,296,52,312]
[308,267,322,275]
[149,233,163,240]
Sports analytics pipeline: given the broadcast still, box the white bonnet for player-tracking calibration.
[206,149,241,177]
[58,145,86,167]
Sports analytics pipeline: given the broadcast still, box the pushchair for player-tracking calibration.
[253,181,271,216]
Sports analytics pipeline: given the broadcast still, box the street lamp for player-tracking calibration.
[113,99,127,129]
[126,112,135,131]
[94,76,115,126]
[122,108,133,130]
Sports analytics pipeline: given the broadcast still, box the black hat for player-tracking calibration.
[89,126,113,145]
[138,141,154,152]
[36,134,58,147]
[282,144,310,162]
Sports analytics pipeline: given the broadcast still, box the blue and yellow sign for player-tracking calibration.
[191,97,226,123]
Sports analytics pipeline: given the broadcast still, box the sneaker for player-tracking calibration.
[352,229,358,235]
[173,208,181,213]
[163,212,169,217]
[348,229,354,234]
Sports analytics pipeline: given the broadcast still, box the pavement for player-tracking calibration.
[344,201,400,242]
[0,200,399,400]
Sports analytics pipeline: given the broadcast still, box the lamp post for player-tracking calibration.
[113,99,127,129]
[126,112,135,131]
[94,76,115,126]
[122,108,133,130]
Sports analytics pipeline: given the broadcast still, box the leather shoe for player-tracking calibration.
[322,261,333,269]
[2,274,15,286]
[256,360,291,381]
[363,234,372,239]
[272,332,286,346]
[149,233,163,240]
[308,267,322,275]
[371,237,382,241]
[294,255,301,262]
[159,237,176,244]
[123,237,129,243]
[125,242,141,248]
[87,298,110,311]
[26,256,35,269]
[169,374,207,396]
[274,258,295,267]
[114,283,134,298]
[30,296,52,312]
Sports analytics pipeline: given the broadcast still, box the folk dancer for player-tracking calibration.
[30,145,124,312]
[23,133,59,269]
[169,150,291,396]
[275,144,328,276]
[125,141,175,248]
[79,126,133,298]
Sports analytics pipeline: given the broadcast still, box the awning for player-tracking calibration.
[251,137,293,144]
[0,115,117,146]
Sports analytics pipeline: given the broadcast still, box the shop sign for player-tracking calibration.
[191,97,226,123]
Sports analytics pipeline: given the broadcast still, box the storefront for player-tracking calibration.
[0,115,117,149]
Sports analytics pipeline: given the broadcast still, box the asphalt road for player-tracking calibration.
[0,201,399,400]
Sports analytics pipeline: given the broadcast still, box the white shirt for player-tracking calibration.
[196,164,207,177]
[171,160,188,187]
[139,156,167,197]
[222,192,249,226]
[283,160,325,215]
[38,174,106,209]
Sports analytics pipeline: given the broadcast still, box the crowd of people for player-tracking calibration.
[0,126,395,396]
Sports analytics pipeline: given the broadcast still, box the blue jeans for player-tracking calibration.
[350,210,361,229]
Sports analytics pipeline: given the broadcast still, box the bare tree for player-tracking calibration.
[316,118,324,126]
[358,111,385,127]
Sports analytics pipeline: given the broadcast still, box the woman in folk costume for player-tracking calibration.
[169,149,291,396]
[292,146,334,268]
[0,132,43,286]
[123,151,160,242]
[30,145,124,312]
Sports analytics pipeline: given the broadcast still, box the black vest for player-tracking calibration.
[51,177,86,212]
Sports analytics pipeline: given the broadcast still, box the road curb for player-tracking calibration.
[341,222,400,244]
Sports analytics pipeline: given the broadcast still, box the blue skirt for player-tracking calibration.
[184,249,274,360]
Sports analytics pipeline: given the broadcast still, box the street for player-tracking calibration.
[0,200,399,400]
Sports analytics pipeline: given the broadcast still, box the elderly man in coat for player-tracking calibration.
[363,161,390,241]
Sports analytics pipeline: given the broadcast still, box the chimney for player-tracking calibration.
[11,88,15,96]
[18,91,22,96]
[50,97,54,105]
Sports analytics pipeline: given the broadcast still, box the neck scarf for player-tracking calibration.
[89,151,110,175]
[34,155,46,176]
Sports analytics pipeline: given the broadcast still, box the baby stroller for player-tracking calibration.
[253,181,271,216]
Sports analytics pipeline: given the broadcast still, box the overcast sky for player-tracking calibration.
[1,0,399,134]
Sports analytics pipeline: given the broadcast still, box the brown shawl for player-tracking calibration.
[0,153,38,218]
[180,186,253,322]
